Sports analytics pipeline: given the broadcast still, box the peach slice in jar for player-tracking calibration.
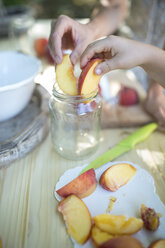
[56,54,78,95]
[78,58,103,96]
[100,235,144,248]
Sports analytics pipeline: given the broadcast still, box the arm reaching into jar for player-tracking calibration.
[80,35,165,88]
[48,0,128,65]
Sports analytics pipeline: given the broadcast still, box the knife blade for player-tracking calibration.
[80,122,158,174]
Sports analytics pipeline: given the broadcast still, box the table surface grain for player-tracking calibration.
[0,19,165,248]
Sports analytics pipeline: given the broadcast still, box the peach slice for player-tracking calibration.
[100,236,144,248]
[93,214,143,235]
[56,54,78,95]
[149,239,165,248]
[91,226,114,246]
[100,163,137,191]
[58,195,92,244]
[78,58,102,96]
[56,169,97,199]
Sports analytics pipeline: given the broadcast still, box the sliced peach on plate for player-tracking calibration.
[149,239,165,248]
[93,214,143,235]
[56,54,78,95]
[100,235,144,248]
[100,163,137,191]
[91,225,114,246]
[56,168,97,199]
[58,195,92,244]
[78,58,102,96]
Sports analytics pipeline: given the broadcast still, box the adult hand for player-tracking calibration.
[145,82,165,127]
[48,15,96,65]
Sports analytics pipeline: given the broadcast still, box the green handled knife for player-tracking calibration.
[80,122,158,174]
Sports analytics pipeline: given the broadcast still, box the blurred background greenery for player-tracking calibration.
[3,0,99,19]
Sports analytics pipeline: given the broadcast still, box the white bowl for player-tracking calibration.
[0,51,41,122]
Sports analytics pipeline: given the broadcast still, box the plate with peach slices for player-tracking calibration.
[55,161,165,248]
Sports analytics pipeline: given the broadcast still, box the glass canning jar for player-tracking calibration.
[49,83,102,160]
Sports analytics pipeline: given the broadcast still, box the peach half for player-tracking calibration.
[100,163,137,191]
[56,169,97,199]
[58,195,92,244]
[78,58,102,96]
[56,54,78,95]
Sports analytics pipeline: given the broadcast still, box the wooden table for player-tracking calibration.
[0,19,165,248]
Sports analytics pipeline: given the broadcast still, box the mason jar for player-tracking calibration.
[49,83,102,160]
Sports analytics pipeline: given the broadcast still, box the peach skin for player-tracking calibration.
[56,168,97,198]
[78,58,102,96]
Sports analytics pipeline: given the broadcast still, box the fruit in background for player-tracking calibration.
[93,214,143,235]
[34,38,54,63]
[45,46,54,64]
[148,239,165,248]
[56,169,97,199]
[56,54,78,95]
[99,163,137,191]
[91,226,114,246]
[100,236,144,248]
[34,38,48,57]
[119,86,139,106]
[141,204,160,231]
[78,58,103,96]
[58,195,92,244]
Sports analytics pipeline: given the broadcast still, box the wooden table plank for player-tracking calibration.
[0,128,165,248]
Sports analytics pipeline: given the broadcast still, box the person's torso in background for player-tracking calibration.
[126,0,165,47]
[123,0,165,89]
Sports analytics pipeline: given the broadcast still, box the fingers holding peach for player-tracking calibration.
[56,54,104,97]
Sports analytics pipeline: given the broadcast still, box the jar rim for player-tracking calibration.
[52,82,99,103]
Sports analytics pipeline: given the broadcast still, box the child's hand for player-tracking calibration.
[80,35,148,75]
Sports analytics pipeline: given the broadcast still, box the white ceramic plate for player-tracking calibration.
[55,161,165,248]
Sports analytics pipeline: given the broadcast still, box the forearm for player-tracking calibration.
[87,0,128,39]
[141,45,165,88]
